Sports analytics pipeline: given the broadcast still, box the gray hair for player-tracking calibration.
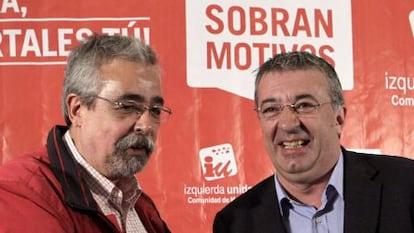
[254,51,344,109]
[62,34,159,126]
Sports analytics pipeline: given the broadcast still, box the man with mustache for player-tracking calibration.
[0,34,171,233]
[213,51,414,233]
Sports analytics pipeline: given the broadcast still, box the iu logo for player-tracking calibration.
[199,143,238,181]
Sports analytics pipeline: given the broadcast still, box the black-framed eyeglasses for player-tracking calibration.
[255,101,331,120]
[94,96,172,123]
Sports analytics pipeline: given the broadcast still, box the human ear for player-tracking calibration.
[336,106,346,137]
[66,94,82,127]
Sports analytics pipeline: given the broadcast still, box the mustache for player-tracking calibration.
[115,133,155,155]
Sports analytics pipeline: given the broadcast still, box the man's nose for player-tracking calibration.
[133,110,154,133]
[277,106,300,130]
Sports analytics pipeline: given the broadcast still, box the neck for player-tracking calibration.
[278,170,333,208]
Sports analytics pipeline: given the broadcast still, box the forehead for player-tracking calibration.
[257,69,329,103]
[99,59,162,101]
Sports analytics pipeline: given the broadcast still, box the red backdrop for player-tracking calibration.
[1,0,414,232]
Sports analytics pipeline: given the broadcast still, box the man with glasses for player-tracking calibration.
[0,34,171,233]
[213,51,414,233]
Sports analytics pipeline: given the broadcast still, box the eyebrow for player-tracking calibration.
[116,94,165,105]
[294,94,318,102]
[260,94,318,105]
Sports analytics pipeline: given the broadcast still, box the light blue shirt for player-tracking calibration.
[274,153,344,233]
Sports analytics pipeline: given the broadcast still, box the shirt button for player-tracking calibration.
[315,217,322,224]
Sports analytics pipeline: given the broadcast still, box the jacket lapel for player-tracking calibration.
[251,176,288,233]
[343,149,381,233]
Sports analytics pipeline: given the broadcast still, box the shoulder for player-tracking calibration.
[218,175,275,213]
[0,148,79,232]
[0,147,52,182]
[214,176,280,232]
[343,149,414,179]
[0,147,64,205]
[345,149,414,168]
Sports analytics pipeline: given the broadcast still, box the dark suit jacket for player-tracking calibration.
[213,148,414,233]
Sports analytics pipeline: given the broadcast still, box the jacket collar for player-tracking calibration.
[265,147,381,233]
[47,125,99,211]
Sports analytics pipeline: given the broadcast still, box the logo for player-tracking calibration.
[410,10,414,40]
[186,0,354,99]
[199,143,237,181]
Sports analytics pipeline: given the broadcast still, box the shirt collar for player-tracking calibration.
[274,151,344,213]
[63,131,141,205]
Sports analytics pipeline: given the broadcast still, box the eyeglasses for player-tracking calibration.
[255,101,331,120]
[94,96,172,123]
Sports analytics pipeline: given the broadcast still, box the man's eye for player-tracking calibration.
[150,107,162,116]
[295,102,315,109]
[118,104,140,113]
[262,105,281,113]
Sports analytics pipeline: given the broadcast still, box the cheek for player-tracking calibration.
[260,121,276,142]
[85,116,131,144]
[105,124,133,141]
[317,118,339,141]
[85,124,116,147]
